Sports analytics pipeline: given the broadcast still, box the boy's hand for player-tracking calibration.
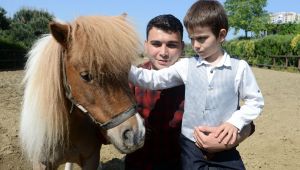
[214,122,238,145]
[194,126,231,153]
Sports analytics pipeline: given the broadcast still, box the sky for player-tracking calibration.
[1,0,300,42]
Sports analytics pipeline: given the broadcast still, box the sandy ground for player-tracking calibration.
[0,67,299,170]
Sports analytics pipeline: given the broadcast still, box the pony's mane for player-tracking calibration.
[21,35,69,161]
[71,16,141,81]
[20,15,141,161]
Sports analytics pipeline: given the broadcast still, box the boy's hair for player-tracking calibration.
[183,0,228,38]
[146,14,183,41]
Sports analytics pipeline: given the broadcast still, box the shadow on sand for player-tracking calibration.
[101,158,124,170]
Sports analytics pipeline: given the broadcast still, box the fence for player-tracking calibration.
[271,55,300,70]
[256,55,300,71]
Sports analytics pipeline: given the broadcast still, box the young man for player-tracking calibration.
[125,14,185,170]
[126,12,259,170]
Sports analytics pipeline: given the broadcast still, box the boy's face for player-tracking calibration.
[188,26,226,62]
[145,27,183,70]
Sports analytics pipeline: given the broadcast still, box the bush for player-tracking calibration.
[224,35,295,67]
[0,38,27,70]
[0,37,26,50]
[223,39,257,64]
[291,34,300,55]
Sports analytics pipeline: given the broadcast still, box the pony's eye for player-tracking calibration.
[80,72,93,82]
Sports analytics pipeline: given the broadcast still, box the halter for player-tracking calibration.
[61,54,137,130]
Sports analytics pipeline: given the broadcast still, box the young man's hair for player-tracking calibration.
[146,14,183,41]
[183,0,228,38]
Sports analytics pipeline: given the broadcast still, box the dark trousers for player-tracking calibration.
[180,134,245,170]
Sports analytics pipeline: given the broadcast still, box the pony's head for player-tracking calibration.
[49,15,145,153]
[21,15,145,161]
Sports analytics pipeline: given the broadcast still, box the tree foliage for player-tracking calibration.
[0,7,13,42]
[184,43,196,57]
[266,23,300,35]
[9,8,54,48]
[224,0,268,38]
[0,7,10,30]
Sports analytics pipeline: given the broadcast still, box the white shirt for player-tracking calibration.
[129,52,264,130]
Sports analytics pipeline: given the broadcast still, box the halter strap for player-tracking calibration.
[61,54,136,130]
[88,105,137,130]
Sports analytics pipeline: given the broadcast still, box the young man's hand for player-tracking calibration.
[214,122,238,145]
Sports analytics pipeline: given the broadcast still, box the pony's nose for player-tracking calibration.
[122,128,133,145]
[122,128,135,147]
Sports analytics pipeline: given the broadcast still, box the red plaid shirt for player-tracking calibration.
[125,61,185,170]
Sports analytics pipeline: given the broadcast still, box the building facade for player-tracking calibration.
[270,12,300,24]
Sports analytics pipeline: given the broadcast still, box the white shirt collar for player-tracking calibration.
[196,51,232,68]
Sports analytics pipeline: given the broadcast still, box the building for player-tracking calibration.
[270,12,300,24]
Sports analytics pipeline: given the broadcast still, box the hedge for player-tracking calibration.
[0,38,27,70]
[223,34,300,67]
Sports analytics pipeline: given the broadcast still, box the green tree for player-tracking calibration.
[0,7,10,30]
[266,23,300,35]
[224,0,268,38]
[0,7,14,43]
[184,43,196,57]
[10,8,54,48]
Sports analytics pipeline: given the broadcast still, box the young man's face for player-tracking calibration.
[144,27,183,70]
[188,26,226,62]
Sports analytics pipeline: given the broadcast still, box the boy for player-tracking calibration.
[129,1,264,169]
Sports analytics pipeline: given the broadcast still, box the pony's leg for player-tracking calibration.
[33,162,58,170]
[97,162,102,170]
[64,162,73,170]
[33,162,46,170]
[81,150,100,170]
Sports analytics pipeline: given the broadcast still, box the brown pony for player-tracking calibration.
[20,14,145,169]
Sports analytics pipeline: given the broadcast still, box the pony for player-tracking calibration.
[20,14,145,169]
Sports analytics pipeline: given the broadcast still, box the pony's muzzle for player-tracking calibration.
[122,126,144,148]
[107,113,145,153]
[121,113,145,150]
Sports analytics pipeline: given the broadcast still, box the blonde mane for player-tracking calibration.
[20,15,141,162]
[71,16,141,81]
[21,35,68,161]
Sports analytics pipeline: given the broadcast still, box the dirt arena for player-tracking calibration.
[0,67,299,170]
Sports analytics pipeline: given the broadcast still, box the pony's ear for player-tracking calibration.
[49,22,70,49]
[119,13,127,20]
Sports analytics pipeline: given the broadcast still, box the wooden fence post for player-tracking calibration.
[285,57,288,68]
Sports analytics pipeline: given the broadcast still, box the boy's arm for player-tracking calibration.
[237,122,253,143]
[129,60,186,90]
[226,60,264,131]
[194,123,254,153]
